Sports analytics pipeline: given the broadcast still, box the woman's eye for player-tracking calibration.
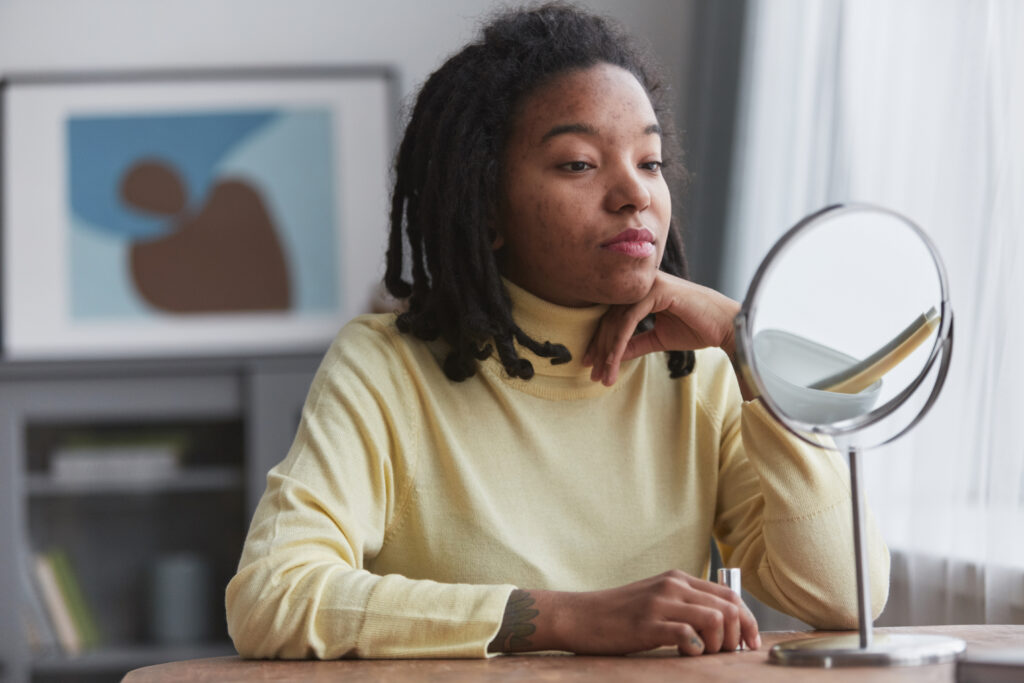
[640,160,664,172]
[561,161,592,172]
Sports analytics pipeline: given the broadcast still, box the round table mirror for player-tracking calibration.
[732,203,963,667]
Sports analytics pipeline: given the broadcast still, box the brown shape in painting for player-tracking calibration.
[120,159,188,215]
[121,159,291,313]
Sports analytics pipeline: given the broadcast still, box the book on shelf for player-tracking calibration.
[50,433,187,483]
[32,553,81,655]
[18,551,59,656]
[48,549,102,650]
[31,549,103,655]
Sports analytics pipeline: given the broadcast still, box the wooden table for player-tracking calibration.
[122,625,1023,682]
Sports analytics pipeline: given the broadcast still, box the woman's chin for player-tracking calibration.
[599,273,658,306]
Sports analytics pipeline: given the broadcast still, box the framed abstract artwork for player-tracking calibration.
[0,67,396,360]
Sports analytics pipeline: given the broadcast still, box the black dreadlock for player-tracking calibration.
[385,2,695,382]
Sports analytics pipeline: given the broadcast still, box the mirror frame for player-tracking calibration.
[733,202,955,448]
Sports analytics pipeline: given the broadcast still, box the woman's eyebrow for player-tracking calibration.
[541,122,598,142]
[539,122,662,143]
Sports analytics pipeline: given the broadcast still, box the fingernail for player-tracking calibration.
[755,634,762,649]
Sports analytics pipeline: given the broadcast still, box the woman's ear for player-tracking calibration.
[488,211,505,250]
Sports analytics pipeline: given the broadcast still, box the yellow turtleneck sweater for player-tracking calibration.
[225,281,889,659]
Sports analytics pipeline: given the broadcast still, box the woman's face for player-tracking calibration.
[497,63,672,307]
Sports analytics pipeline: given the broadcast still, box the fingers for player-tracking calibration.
[684,576,761,651]
[659,622,705,657]
[735,595,760,650]
[703,578,760,650]
[565,570,759,656]
[666,593,739,652]
[651,572,760,655]
[594,308,652,382]
[583,302,655,386]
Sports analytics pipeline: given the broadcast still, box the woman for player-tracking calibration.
[226,3,889,659]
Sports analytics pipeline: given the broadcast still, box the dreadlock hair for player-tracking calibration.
[385,2,696,382]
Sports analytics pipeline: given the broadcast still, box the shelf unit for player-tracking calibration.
[0,355,320,683]
[25,467,243,497]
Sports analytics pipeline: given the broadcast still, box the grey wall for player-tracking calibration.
[0,0,693,137]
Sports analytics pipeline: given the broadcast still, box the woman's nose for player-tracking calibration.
[604,165,651,214]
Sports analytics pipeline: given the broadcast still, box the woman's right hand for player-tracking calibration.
[491,570,761,655]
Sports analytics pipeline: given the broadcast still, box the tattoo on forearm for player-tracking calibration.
[488,589,539,653]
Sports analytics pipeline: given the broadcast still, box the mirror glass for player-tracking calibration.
[738,205,950,445]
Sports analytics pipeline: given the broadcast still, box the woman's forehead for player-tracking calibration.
[511,64,659,144]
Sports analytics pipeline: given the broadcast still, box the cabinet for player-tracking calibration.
[0,354,320,683]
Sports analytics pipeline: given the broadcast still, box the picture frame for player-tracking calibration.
[1,66,397,360]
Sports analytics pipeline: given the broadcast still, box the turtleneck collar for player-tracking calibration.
[480,279,644,398]
[499,278,605,378]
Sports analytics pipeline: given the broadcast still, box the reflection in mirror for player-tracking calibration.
[742,206,946,437]
[807,307,938,393]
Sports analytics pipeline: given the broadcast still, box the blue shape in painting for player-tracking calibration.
[67,109,340,320]
[70,213,153,319]
[69,113,275,239]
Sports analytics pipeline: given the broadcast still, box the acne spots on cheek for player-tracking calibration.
[513,195,580,284]
[533,195,578,243]
[528,197,557,249]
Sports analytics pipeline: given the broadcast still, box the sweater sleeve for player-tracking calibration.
[710,365,890,629]
[225,320,515,659]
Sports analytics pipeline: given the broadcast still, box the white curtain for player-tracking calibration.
[725,0,1024,625]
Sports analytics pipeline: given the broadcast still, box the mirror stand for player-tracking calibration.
[769,446,966,667]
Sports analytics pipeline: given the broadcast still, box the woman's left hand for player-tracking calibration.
[583,271,742,387]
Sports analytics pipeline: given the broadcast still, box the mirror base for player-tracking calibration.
[769,633,966,668]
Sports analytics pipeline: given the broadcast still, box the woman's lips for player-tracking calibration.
[602,227,656,258]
